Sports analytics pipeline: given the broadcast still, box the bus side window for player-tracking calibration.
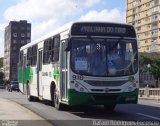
[51,36,60,62]
[19,51,23,67]
[27,47,32,66]
[31,45,37,66]
[53,36,60,62]
[51,37,54,62]
[43,38,52,64]
[48,54,52,63]
[43,36,60,64]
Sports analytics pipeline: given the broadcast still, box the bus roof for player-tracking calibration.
[20,22,73,51]
[20,21,135,51]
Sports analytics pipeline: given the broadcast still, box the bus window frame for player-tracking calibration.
[43,38,52,64]
[43,35,60,65]
[70,37,138,77]
[27,47,32,66]
[26,45,38,67]
[19,51,24,67]
[31,45,38,66]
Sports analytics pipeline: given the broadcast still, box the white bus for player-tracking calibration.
[18,22,139,110]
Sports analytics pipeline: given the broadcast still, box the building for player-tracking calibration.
[3,20,31,81]
[126,0,160,52]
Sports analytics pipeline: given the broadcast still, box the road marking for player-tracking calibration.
[136,113,160,120]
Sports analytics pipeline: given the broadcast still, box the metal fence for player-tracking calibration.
[139,88,160,100]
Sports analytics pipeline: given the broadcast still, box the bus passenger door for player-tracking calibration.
[23,54,27,93]
[60,40,68,100]
[37,50,43,97]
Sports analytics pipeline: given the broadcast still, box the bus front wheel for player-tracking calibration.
[104,104,116,111]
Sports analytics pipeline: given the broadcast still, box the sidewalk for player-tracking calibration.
[0,98,53,126]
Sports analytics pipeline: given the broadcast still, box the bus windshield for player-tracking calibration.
[71,38,138,77]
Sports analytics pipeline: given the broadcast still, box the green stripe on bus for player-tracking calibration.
[53,67,60,81]
[18,67,33,84]
[67,89,138,106]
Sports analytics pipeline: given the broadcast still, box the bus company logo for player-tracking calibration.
[105,88,109,93]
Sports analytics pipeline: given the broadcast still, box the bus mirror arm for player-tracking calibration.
[64,38,71,51]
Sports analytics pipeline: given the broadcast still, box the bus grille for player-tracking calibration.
[84,80,128,87]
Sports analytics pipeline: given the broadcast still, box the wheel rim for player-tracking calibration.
[54,89,59,106]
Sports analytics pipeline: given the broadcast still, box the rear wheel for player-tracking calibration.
[50,84,55,106]
[54,88,64,110]
[26,82,34,101]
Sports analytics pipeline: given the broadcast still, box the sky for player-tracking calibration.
[0,0,126,57]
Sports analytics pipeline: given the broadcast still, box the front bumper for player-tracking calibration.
[68,89,139,106]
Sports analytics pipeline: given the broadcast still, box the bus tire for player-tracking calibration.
[104,104,116,112]
[50,83,55,106]
[54,88,64,110]
[26,82,34,101]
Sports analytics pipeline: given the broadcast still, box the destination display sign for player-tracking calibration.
[71,23,136,38]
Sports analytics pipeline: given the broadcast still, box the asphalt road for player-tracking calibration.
[0,89,160,126]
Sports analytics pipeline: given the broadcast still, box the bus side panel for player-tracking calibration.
[18,66,23,92]
[41,64,53,100]
[41,63,60,100]
[18,66,31,94]
[29,67,38,97]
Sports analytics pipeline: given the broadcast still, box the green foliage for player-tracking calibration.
[149,56,160,87]
[139,54,160,87]
[0,72,4,83]
[139,55,151,74]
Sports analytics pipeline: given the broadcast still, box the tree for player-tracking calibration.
[139,55,150,74]
[149,56,160,88]
[139,54,160,88]
[0,72,4,83]
[0,57,3,68]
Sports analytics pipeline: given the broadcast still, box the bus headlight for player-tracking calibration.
[74,82,88,92]
[125,83,136,92]
[75,83,79,88]
[80,87,84,92]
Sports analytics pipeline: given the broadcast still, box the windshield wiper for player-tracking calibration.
[87,36,97,45]
[109,37,123,52]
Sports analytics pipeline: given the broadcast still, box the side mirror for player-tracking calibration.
[64,38,71,51]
